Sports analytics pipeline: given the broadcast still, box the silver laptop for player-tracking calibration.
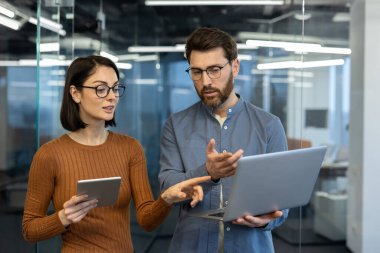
[191,146,327,222]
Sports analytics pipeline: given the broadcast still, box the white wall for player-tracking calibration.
[287,67,333,146]
[302,67,331,146]
[347,0,380,252]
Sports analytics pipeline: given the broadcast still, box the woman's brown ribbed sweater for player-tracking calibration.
[22,131,172,252]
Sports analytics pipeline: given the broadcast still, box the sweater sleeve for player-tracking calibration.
[129,140,172,232]
[22,146,66,243]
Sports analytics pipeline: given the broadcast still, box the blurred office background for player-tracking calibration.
[0,0,378,252]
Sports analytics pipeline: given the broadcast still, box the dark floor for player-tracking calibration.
[130,207,352,253]
[0,209,351,253]
[132,235,351,253]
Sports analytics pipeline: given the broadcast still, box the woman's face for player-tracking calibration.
[70,66,119,126]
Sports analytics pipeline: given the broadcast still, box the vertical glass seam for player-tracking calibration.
[35,0,41,251]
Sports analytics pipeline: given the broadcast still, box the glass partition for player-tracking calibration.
[299,0,350,249]
[0,0,351,252]
[34,0,75,252]
[0,0,37,251]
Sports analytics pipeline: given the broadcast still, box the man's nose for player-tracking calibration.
[200,70,212,85]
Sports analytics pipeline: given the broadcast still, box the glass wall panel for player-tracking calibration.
[0,0,37,251]
[300,0,350,250]
[251,22,308,252]
[35,0,75,251]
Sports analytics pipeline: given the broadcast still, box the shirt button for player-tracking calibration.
[223,150,227,153]
[226,226,231,231]
[225,201,228,205]
[228,109,232,113]
[223,125,228,130]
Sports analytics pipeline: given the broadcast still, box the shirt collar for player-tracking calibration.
[201,93,244,117]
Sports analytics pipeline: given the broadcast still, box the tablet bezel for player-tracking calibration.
[77,176,121,207]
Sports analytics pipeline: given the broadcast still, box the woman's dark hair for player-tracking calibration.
[60,55,120,131]
[185,27,238,63]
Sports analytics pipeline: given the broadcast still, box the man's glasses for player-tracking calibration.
[78,84,126,98]
[186,62,230,81]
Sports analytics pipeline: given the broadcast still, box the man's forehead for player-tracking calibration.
[189,48,227,67]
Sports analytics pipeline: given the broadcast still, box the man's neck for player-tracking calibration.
[214,92,239,118]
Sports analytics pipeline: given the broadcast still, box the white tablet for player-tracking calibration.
[77,176,121,207]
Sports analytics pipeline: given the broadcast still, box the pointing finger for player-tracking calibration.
[180,176,211,188]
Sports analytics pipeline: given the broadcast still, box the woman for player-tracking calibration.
[22,55,210,252]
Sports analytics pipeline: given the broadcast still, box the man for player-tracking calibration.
[159,27,288,253]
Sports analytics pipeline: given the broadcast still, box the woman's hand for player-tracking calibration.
[161,176,211,207]
[58,195,98,227]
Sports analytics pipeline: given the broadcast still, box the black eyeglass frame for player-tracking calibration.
[185,61,230,81]
[77,84,126,98]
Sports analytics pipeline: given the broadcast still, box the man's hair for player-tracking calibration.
[60,55,120,131]
[185,27,238,63]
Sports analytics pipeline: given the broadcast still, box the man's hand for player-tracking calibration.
[205,138,244,180]
[161,176,211,207]
[232,210,283,228]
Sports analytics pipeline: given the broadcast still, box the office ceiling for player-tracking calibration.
[0,0,351,58]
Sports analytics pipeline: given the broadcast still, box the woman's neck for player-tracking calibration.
[68,124,109,146]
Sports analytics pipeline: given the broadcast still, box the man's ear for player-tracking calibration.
[70,85,81,103]
[232,58,240,77]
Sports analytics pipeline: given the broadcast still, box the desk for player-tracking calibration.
[320,161,348,176]
[314,161,348,241]
[317,161,348,193]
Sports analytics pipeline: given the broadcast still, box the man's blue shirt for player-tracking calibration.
[159,95,289,253]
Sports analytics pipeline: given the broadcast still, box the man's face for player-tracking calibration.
[188,47,239,109]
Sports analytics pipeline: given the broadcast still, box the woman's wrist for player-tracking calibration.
[160,191,173,205]
[58,209,71,227]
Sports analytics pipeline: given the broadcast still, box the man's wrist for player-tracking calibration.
[256,223,269,229]
[205,164,219,182]
[211,178,220,183]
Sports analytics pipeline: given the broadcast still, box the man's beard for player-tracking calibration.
[197,73,234,109]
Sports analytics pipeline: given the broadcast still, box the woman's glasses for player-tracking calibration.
[78,84,126,98]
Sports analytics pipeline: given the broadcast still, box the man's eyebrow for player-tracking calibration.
[190,64,221,69]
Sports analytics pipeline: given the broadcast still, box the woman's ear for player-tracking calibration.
[70,85,81,103]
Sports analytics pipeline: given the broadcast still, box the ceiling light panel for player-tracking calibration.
[145,0,284,6]
[0,5,15,18]
[257,59,345,70]
[0,14,21,30]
